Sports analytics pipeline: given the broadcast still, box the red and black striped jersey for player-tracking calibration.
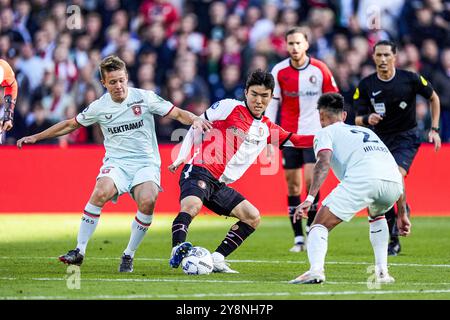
[174,99,314,184]
[265,57,339,135]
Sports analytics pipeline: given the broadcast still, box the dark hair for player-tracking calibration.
[245,69,275,93]
[373,40,397,54]
[285,26,310,41]
[317,93,344,113]
[99,55,127,80]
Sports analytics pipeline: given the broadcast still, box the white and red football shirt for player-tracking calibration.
[173,99,314,184]
[265,56,339,135]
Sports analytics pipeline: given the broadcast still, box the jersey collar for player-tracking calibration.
[377,68,396,82]
[289,55,310,71]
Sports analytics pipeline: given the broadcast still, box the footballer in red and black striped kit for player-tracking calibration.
[265,27,339,252]
[168,69,314,273]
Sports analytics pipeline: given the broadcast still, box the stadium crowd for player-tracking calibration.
[0,0,449,145]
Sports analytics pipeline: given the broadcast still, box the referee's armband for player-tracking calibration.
[362,115,370,125]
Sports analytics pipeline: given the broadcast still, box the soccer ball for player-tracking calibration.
[181,246,214,275]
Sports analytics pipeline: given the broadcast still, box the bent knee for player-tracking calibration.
[91,188,115,205]
[239,206,261,229]
[137,196,158,214]
[180,197,203,216]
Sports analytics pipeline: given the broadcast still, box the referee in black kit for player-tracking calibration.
[353,40,441,256]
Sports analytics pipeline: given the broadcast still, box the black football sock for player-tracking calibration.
[215,221,255,257]
[171,212,192,247]
[288,195,303,238]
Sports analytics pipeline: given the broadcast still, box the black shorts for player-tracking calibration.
[179,165,246,216]
[378,128,421,173]
[282,147,316,169]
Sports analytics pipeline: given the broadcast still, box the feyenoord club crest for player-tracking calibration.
[132,105,142,116]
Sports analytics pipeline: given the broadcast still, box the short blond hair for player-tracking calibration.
[99,55,127,80]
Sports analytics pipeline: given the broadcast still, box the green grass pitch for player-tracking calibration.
[1,214,449,300]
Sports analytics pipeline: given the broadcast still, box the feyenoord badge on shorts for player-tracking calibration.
[197,180,206,189]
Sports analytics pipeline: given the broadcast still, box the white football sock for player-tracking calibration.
[369,216,389,274]
[76,203,102,255]
[307,224,328,273]
[123,211,153,258]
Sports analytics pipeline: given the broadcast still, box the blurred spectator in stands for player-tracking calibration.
[308,8,335,60]
[210,64,244,102]
[1,6,27,44]
[52,44,78,92]
[0,33,13,60]
[410,5,445,48]
[204,39,222,87]
[85,12,104,50]
[33,29,52,62]
[138,22,174,86]
[279,8,298,31]
[72,63,104,107]
[79,83,104,144]
[51,1,69,33]
[59,103,88,146]
[247,53,269,74]
[101,24,122,57]
[421,39,440,79]
[249,2,278,49]
[138,0,180,37]
[137,63,156,91]
[222,35,242,69]
[14,0,37,40]
[416,96,432,142]
[169,13,206,55]
[432,48,450,142]
[176,52,210,105]
[332,32,350,62]
[40,18,58,61]
[72,32,92,70]
[208,1,227,41]
[100,0,122,34]
[41,79,75,123]
[25,100,58,144]
[403,43,422,72]
[16,42,46,99]
[270,22,287,59]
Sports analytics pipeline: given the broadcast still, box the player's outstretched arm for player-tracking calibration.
[166,107,212,132]
[17,117,81,149]
[268,122,314,149]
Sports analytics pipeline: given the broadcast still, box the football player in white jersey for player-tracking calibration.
[289,93,410,285]
[17,55,212,272]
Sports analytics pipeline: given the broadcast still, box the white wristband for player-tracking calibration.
[306,195,315,203]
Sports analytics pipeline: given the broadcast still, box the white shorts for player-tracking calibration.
[321,178,403,222]
[97,158,161,203]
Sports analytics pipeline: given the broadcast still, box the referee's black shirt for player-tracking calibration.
[353,69,434,135]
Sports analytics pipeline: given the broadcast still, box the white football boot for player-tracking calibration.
[211,252,239,273]
[289,270,325,284]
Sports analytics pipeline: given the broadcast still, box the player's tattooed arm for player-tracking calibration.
[294,149,332,221]
[308,150,332,198]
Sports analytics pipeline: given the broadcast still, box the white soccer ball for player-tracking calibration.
[181,246,214,275]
